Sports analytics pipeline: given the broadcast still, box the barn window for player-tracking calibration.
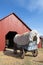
[5,31,18,49]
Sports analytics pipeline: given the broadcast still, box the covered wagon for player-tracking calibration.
[13,30,40,59]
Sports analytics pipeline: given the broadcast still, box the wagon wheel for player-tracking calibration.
[20,49,25,59]
[14,50,17,54]
[32,49,38,57]
[13,47,17,54]
[3,47,6,51]
[24,49,27,53]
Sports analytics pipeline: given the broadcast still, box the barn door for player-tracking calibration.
[5,31,18,49]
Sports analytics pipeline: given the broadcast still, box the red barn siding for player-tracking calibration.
[0,13,31,51]
[0,13,41,51]
[38,38,42,48]
[38,42,42,48]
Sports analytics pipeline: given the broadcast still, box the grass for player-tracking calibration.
[0,48,43,65]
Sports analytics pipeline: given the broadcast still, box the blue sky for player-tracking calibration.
[0,0,43,35]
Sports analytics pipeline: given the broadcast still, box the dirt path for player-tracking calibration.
[0,48,43,65]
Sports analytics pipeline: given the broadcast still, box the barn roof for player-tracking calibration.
[0,13,31,31]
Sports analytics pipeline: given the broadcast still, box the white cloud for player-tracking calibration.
[27,0,43,12]
[27,0,38,12]
[37,0,43,7]
[17,0,43,12]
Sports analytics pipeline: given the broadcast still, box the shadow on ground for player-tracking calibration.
[34,60,43,63]
[3,49,33,59]
[3,49,21,59]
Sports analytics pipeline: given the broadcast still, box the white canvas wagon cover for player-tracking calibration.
[14,32,29,45]
[13,30,40,45]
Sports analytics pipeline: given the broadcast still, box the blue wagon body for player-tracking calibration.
[16,41,38,51]
[25,41,38,51]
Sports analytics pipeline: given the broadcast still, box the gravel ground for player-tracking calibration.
[0,48,43,65]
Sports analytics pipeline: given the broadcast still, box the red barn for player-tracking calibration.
[0,13,31,51]
[0,13,41,51]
